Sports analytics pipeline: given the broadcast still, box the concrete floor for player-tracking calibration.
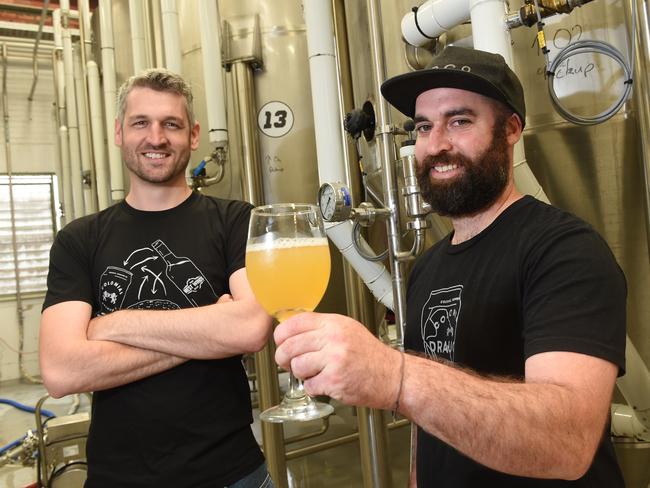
[0,378,410,487]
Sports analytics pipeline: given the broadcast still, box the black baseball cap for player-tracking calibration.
[380,46,526,127]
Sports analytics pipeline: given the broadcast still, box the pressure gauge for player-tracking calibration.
[318,182,352,222]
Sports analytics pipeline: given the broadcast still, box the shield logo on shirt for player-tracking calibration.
[420,285,463,361]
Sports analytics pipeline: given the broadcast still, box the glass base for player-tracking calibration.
[260,395,334,423]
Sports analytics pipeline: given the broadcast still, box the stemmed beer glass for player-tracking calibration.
[246,203,334,422]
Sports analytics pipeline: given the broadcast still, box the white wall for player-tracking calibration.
[0,52,58,382]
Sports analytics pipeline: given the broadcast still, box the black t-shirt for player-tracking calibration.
[43,192,263,487]
[405,196,626,487]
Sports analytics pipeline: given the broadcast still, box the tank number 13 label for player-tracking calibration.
[258,101,294,138]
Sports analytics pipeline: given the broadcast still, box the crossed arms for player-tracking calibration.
[40,268,272,398]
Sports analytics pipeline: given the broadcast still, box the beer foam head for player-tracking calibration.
[246,236,328,252]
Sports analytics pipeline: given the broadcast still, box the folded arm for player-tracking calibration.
[40,300,187,398]
[87,268,272,359]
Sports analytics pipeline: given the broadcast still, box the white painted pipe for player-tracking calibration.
[87,61,110,210]
[303,0,347,184]
[615,335,650,436]
[160,0,182,74]
[303,0,394,311]
[60,0,85,218]
[611,404,649,440]
[198,0,227,147]
[401,0,470,47]
[58,125,74,221]
[99,0,125,202]
[73,45,95,213]
[53,9,74,221]
[129,0,148,73]
[469,0,549,203]
[326,221,394,310]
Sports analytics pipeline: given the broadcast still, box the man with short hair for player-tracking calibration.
[274,46,626,487]
[40,68,274,487]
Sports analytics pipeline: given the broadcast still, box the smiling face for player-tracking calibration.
[115,87,200,188]
[413,87,521,218]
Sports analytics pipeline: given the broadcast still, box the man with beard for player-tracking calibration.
[40,69,275,487]
[273,47,626,487]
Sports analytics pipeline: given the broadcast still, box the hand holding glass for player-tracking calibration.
[246,204,334,422]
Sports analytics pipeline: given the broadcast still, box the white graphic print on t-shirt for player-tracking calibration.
[98,239,217,314]
[420,285,462,361]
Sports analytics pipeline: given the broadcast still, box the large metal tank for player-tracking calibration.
[508,0,650,372]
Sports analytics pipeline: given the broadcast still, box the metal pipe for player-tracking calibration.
[87,61,110,210]
[626,0,650,255]
[77,0,98,212]
[367,0,408,347]
[130,0,149,73]
[357,407,392,488]
[286,431,359,460]
[142,0,157,68]
[231,62,264,206]
[52,9,74,222]
[60,0,85,217]
[284,417,329,445]
[469,0,550,203]
[74,45,96,213]
[229,54,287,486]
[160,0,182,73]
[27,0,51,101]
[148,0,166,68]
[2,44,41,384]
[99,0,125,202]
[198,0,228,148]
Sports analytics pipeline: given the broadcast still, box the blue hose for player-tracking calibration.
[0,398,56,418]
[0,435,25,456]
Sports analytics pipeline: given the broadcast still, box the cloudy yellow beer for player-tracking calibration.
[246,237,330,322]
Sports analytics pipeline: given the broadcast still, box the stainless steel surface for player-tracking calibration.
[366,0,411,348]
[627,0,650,256]
[231,61,264,206]
[510,0,650,367]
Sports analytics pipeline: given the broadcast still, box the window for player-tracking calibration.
[0,174,59,296]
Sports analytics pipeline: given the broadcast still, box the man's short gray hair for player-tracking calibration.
[116,68,195,125]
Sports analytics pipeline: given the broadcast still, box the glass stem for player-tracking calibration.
[286,372,306,400]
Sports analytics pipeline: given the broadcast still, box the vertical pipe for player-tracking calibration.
[302,0,347,185]
[626,0,650,254]
[142,1,157,68]
[469,0,549,203]
[27,0,50,101]
[60,0,85,217]
[160,0,182,74]
[78,0,99,213]
[230,59,287,487]
[130,0,149,73]
[198,0,228,148]
[53,9,74,222]
[74,45,96,213]
[148,0,166,68]
[232,62,264,206]
[87,61,110,210]
[2,44,24,379]
[99,0,125,202]
[366,0,407,347]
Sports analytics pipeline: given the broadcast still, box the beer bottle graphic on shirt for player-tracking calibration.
[151,239,217,307]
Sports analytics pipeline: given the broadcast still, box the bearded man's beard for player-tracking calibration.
[416,123,511,218]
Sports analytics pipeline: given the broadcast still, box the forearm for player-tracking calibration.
[398,355,606,480]
[41,336,186,398]
[88,299,271,359]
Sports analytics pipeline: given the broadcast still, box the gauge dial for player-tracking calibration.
[318,182,352,222]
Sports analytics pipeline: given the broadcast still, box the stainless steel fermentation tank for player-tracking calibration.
[91,0,649,486]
